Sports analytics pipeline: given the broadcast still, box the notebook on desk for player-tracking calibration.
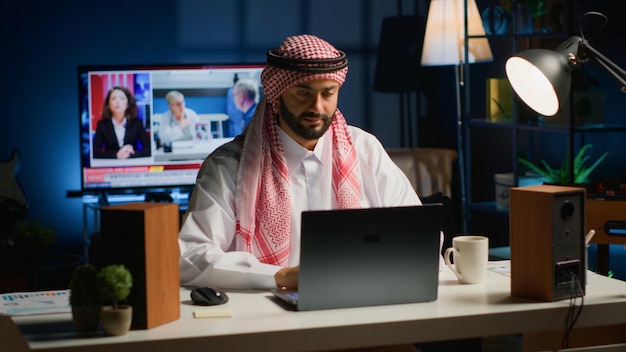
[272,204,443,311]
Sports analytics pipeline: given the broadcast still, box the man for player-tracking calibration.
[232,78,258,130]
[225,73,244,137]
[158,90,199,144]
[179,34,433,290]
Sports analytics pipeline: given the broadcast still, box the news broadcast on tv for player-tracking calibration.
[78,64,264,192]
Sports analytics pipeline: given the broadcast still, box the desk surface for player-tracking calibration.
[6,264,626,352]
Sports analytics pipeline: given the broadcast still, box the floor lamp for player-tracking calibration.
[421,0,493,232]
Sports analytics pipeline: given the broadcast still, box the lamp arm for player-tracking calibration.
[582,41,626,93]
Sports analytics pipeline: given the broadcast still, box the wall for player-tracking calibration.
[1,0,458,253]
[5,0,622,258]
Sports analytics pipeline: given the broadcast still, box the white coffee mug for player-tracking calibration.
[444,235,489,284]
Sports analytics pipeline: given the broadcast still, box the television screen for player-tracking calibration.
[78,63,264,194]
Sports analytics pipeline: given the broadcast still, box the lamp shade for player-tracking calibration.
[505,37,582,116]
[421,0,493,66]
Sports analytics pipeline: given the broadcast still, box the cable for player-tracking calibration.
[561,271,585,349]
[579,11,608,41]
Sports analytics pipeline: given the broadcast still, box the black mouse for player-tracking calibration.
[190,287,229,306]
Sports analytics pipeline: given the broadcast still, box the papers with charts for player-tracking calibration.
[0,289,70,316]
[488,260,511,277]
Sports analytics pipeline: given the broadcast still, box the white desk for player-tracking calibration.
[5,265,626,352]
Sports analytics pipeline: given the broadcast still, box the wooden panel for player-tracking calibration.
[510,186,555,301]
[586,199,626,245]
[143,203,180,329]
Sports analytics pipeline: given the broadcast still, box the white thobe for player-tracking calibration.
[178,125,436,290]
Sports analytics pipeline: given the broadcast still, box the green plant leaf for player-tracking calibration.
[12,220,56,248]
[573,145,591,172]
[97,265,133,310]
[517,158,554,182]
[516,144,607,185]
[69,264,102,306]
[540,159,563,183]
[575,151,609,183]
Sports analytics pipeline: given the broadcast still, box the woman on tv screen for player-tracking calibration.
[92,86,151,159]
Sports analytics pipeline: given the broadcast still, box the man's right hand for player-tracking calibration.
[179,116,192,130]
[274,266,299,289]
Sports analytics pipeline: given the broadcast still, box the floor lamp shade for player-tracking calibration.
[421,0,493,66]
[373,16,426,92]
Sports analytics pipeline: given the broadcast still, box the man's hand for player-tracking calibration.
[178,116,192,130]
[274,266,299,289]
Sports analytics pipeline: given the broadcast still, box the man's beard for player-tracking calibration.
[279,97,334,140]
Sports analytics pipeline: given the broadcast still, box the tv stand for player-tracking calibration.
[98,191,110,206]
[145,192,174,203]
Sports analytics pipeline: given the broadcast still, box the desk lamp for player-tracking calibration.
[421,0,493,232]
[505,12,626,117]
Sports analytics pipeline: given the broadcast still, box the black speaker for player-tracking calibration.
[510,185,586,301]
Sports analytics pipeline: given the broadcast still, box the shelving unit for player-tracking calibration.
[460,0,626,244]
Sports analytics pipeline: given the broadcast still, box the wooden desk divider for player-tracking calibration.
[100,202,180,329]
[585,198,626,245]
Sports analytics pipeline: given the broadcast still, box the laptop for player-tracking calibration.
[272,204,443,311]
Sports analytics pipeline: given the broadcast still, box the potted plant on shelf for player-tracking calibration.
[98,264,133,336]
[517,144,609,185]
[69,264,102,334]
[11,219,56,267]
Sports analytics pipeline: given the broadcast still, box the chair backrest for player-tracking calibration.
[386,148,458,198]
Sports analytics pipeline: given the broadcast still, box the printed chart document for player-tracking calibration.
[0,289,70,316]
[488,260,511,277]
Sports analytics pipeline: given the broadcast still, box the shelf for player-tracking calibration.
[468,119,571,133]
[469,33,569,40]
[467,119,515,128]
[468,119,626,133]
[573,124,626,133]
[462,1,625,236]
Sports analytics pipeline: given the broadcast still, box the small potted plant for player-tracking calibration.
[517,144,608,185]
[98,264,133,336]
[11,219,56,267]
[69,264,102,333]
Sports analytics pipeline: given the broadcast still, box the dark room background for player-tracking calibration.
[2,0,625,261]
[1,0,457,253]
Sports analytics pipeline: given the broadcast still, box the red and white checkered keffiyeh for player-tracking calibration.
[235,34,361,267]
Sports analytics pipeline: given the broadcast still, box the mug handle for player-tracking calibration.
[444,247,463,281]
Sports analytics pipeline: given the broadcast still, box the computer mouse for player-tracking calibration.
[190,287,229,306]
